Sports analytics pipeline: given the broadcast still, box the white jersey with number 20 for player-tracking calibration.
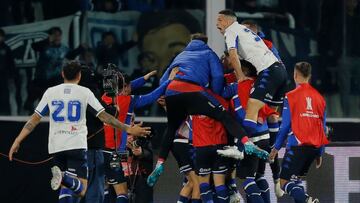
[35,83,105,154]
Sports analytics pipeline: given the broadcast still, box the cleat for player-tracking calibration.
[147,163,164,187]
[229,191,241,203]
[50,166,62,190]
[217,146,244,160]
[244,141,269,160]
[274,180,285,197]
[306,196,320,203]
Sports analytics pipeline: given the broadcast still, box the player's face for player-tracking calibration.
[53,31,62,45]
[216,14,227,35]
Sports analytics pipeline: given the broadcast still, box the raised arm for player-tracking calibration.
[134,80,170,108]
[9,113,42,161]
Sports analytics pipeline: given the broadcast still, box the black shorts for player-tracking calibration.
[52,149,88,179]
[172,141,194,174]
[280,146,321,181]
[103,150,127,185]
[237,139,269,179]
[250,62,288,106]
[194,145,229,176]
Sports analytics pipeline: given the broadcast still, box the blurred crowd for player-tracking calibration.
[0,0,359,117]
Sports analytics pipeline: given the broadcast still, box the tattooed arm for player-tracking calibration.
[97,111,151,137]
[9,113,42,161]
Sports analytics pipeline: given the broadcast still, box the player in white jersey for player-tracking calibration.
[8,61,151,203]
[216,9,288,140]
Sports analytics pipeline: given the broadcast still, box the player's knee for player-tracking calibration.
[247,98,265,111]
[280,179,288,189]
[78,188,87,197]
[267,114,279,123]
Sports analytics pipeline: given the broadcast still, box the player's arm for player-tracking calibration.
[228,49,245,81]
[9,113,42,161]
[270,97,291,160]
[225,31,246,81]
[221,83,237,99]
[131,70,157,90]
[97,111,151,137]
[134,80,170,108]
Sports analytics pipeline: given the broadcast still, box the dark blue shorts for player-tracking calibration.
[250,62,288,106]
[172,141,194,174]
[280,146,321,180]
[194,145,229,176]
[52,149,88,179]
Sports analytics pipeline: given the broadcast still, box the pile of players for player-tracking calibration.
[146,10,328,203]
[8,9,329,203]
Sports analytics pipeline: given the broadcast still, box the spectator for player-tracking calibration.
[131,52,161,116]
[96,31,137,71]
[125,134,154,203]
[24,26,69,112]
[79,65,106,203]
[0,29,20,115]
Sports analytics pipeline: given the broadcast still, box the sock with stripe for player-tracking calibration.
[116,194,129,203]
[177,195,189,203]
[243,178,264,203]
[256,176,270,203]
[283,181,307,203]
[61,172,83,195]
[243,119,257,135]
[200,183,214,203]
[268,122,280,143]
[215,185,229,203]
[59,187,74,203]
[228,178,237,195]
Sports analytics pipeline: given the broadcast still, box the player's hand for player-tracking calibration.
[144,70,157,80]
[9,140,21,161]
[169,67,179,80]
[316,156,322,169]
[126,122,151,137]
[269,148,278,162]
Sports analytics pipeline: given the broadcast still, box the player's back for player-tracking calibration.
[225,22,278,73]
[36,83,104,154]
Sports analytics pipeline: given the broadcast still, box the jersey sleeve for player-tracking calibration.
[35,89,49,117]
[225,30,238,50]
[87,89,105,117]
[274,97,291,150]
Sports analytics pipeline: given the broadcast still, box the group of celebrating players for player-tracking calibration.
[8,9,329,203]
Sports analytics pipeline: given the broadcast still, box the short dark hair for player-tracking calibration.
[48,27,62,35]
[191,33,208,44]
[102,31,116,41]
[0,29,5,37]
[63,60,82,80]
[295,61,312,78]
[241,20,258,29]
[218,9,237,18]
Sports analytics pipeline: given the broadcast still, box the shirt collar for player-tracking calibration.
[225,21,239,33]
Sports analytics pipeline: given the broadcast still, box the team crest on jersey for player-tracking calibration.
[306,97,313,111]
[71,126,78,131]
